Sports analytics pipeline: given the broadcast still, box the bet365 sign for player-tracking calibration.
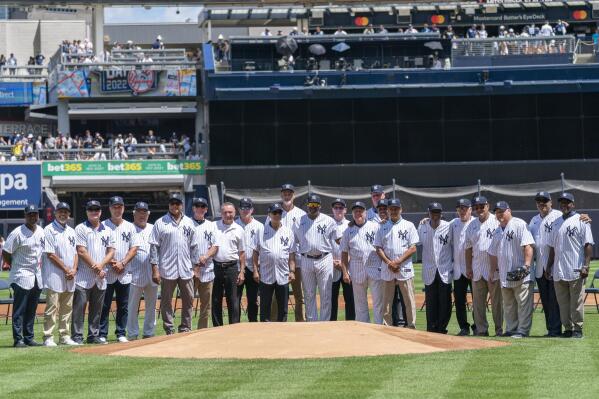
[0,163,42,210]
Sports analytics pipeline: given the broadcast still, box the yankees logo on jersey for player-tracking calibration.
[566,226,579,237]
[204,231,213,241]
[438,234,449,245]
[544,222,553,233]
[40,237,45,248]
[101,236,110,247]
[486,228,494,239]
[505,230,515,241]
[68,236,76,247]
[365,231,375,244]
[398,230,409,240]
[183,226,193,237]
[280,236,289,246]
[250,229,256,238]
[317,224,327,235]
[121,231,131,242]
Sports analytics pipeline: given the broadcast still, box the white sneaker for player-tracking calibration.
[117,336,129,343]
[60,337,81,346]
[43,338,57,347]
[98,337,107,343]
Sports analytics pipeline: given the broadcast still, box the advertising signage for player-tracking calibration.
[0,163,42,210]
[43,160,204,176]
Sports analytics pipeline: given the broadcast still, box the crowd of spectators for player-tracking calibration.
[0,129,197,162]
[0,53,46,75]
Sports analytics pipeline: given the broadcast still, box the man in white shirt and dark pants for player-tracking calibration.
[2,205,45,347]
[213,202,246,326]
[546,193,594,338]
[418,202,453,334]
[488,201,535,338]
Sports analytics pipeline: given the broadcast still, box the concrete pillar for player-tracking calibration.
[195,97,210,164]
[57,99,70,135]
[92,5,104,56]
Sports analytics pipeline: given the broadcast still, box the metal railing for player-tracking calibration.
[452,35,576,57]
[34,143,186,160]
[0,65,47,79]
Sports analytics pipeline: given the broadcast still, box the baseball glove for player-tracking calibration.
[506,266,530,281]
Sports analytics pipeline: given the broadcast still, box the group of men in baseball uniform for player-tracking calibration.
[2,183,594,347]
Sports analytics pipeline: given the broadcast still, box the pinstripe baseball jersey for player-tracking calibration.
[3,224,44,290]
[235,217,264,271]
[450,217,474,280]
[42,220,77,293]
[464,216,500,282]
[418,220,453,285]
[255,222,296,285]
[149,213,198,280]
[281,206,306,230]
[528,209,562,279]
[367,207,383,223]
[332,218,350,282]
[129,223,155,288]
[340,220,381,284]
[103,219,141,285]
[214,220,245,263]
[75,221,116,290]
[374,218,419,281]
[193,219,219,282]
[548,212,594,282]
[293,213,340,255]
[488,217,535,288]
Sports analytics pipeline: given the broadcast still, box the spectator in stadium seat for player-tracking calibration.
[125,133,137,152]
[83,130,93,149]
[334,27,347,36]
[152,35,164,50]
[0,54,6,69]
[0,135,7,145]
[261,28,272,37]
[378,25,388,34]
[554,20,569,36]
[405,25,417,34]
[467,25,477,39]
[145,130,157,144]
[444,26,455,40]
[289,27,299,36]
[7,53,17,75]
[421,23,431,33]
[540,21,554,37]
[27,57,36,75]
[35,136,43,152]
[93,132,104,148]
[478,25,488,39]
[313,26,324,36]
[363,24,375,35]
[35,53,45,65]
[141,54,153,63]
[114,133,124,148]
[114,143,128,160]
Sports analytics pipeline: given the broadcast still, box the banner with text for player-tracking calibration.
[0,163,42,210]
[43,160,204,176]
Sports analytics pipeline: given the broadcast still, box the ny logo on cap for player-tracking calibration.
[101,236,110,247]
[486,228,494,239]
[365,231,375,244]
[505,230,515,242]
[121,232,131,242]
[566,226,579,238]
[280,236,290,246]
[398,230,409,240]
[438,234,449,245]
[544,222,553,233]
[204,231,213,242]
[68,236,76,247]
[317,224,326,235]
[183,226,192,237]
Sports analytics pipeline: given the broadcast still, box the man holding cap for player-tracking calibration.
[375,198,419,328]
[191,197,219,329]
[235,197,263,322]
[547,193,594,338]
[465,196,503,336]
[149,193,198,334]
[340,201,384,324]
[330,198,354,321]
[418,202,453,334]
[367,185,385,222]
[73,200,115,344]
[42,202,79,346]
[2,205,45,347]
[488,201,535,338]
[127,202,158,340]
[100,196,140,343]
[293,194,340,321]
[253,203,297,322]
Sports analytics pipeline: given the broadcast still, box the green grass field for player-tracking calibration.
[1,265,599,398]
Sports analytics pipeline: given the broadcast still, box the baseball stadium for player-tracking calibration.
[1,0,599,398]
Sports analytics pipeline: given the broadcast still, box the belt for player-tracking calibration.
[302,253,329,260]
[214,260,237,267]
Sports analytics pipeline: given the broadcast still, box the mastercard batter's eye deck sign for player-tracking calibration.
[100,70,159,94]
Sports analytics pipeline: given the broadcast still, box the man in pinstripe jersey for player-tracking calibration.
[127,202,158,340]
[2,205,45,347]
[100,196,140,343]
[330,198,354,321]
[417,202,453,334]
[253,203,296,322]
[72,200,116,345]
[42,202,79,346]
[367,185,385,222]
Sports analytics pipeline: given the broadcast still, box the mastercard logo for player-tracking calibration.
[572,10,588,20]
[430,15,445,24]
[354,16,369,26]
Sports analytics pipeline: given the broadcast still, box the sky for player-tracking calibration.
[104,6,204,24]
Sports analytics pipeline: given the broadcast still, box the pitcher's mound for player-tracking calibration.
[74,321,508,359]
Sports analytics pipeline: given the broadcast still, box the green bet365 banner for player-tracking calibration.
[43,160,204,176]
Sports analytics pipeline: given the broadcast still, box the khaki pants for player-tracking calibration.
[160,278,194,334]
[501,282,533,336]
[383,278,416,328]
[472,278,503,335]
[194,278,213,329]
[271,268,305,322]
[554,278,586,332]
[43,289,74,341]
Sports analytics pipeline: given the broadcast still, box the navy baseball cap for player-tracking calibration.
[351,201,366,210]
[239,197,253,209]
[24,204,39,214]
[307,194,321,205]
[428,202,443,212]
[135,201,149,211]
[169,193,183,203]
[192,197,208,207]
[281,183,295,192]
[472,196,488,206]
[109,196,124,206]
[535,191,551,202]
[456,198,472,208]
[55,202,71,212]
[86,200,101,210]
[558,192,575,203]
[493,201,510,212]
[387,198,401,208]
[371,184,384,194]
[268,203,283,213]
[376,199,388,208]
[331,198,346,208]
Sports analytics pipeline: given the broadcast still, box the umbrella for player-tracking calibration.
[275,36,298,56]
[308,44,326,56]
[332,42,351,53]
[424,41,444,51]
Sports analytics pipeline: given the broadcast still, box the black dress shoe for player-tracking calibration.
[25,340,42,347]
[562,331,573,338]
[87,337,108,345]
[457,328,470,336]
[14,341,27,348]
[572,331,583,339]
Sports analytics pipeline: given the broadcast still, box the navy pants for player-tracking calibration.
[425,272,453,333]
[331,278,356,321]
[237,267,259,322]
[259,282,289,322]
[536,276,562,335]
[392,285,407,326]
[11,280,42,345]
[454,274,472,331]
[99,280,130,339]
[212,262,240,326]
